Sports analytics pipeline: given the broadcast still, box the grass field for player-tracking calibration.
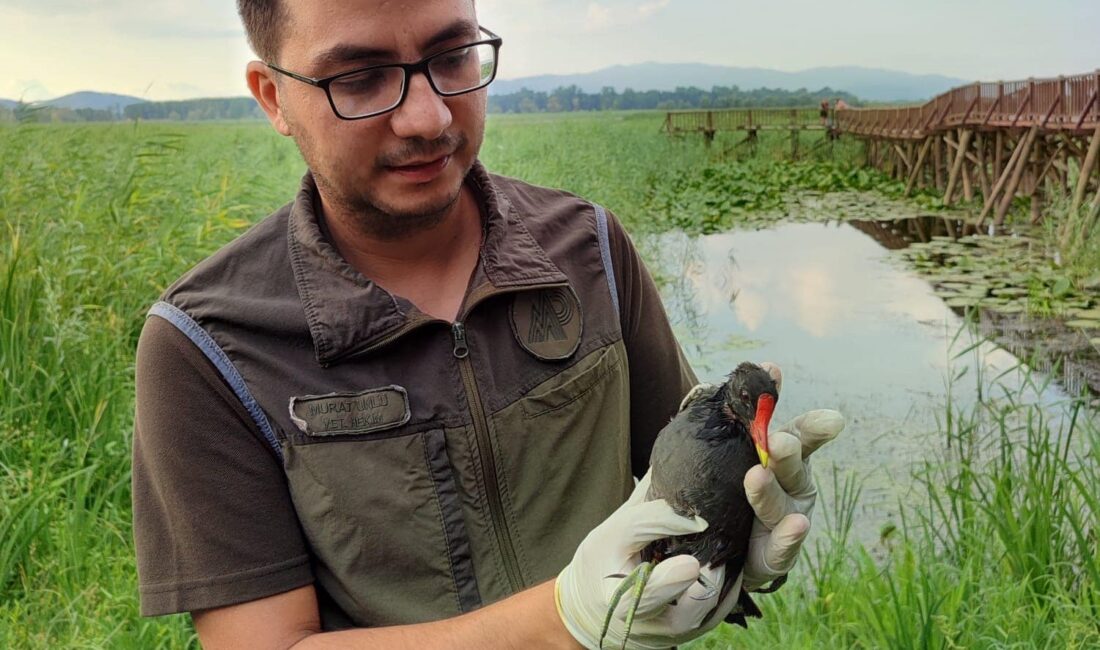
[1,112,1097,647]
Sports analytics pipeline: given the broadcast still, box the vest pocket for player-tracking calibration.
[490,342,633,584]
[281,426,481,627]
[520,343,621,419]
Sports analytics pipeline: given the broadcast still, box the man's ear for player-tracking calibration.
[246,61,292,136]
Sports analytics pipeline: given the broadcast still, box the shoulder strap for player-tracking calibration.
[592,203,621,320]
[147,301,282,460]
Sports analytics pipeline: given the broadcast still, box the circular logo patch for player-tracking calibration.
[509,286,583,360]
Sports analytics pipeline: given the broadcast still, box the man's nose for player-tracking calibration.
[389,71,452,140]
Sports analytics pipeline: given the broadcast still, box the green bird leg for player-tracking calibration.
[599,561,655,650]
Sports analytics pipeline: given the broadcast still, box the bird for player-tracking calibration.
[599,361,779,649]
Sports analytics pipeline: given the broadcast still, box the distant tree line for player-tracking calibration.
[0,85,864,123]
[488,85,861,113]
[0,97,264,123]
[123,97,266,121]
[0,103,120,123]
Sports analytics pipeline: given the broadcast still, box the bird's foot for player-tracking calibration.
[599,561,655,650]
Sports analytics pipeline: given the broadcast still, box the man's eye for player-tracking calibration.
[437,50,472,69]
[334,70,388,93]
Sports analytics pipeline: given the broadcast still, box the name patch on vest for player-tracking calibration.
[509,286,582,361]
[289,386,411,437]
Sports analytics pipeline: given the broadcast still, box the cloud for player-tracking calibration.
[0,0,109,14]
[3,0,242,41]
[637,0,672,19]
[584,0,673,32]
[585,3,613,31]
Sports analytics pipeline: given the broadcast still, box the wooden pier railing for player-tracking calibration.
[664,70,1100,234]
[665,107,824,136]
[836,71,1100,138]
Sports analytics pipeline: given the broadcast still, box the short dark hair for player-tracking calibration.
[238,0,478,62]
[237,0,287,62]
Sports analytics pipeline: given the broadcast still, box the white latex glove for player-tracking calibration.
[740,362,845,591]
[555,471,742,650]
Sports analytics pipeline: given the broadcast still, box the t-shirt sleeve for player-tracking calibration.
[604,210,698,478]
[132,315,314,616]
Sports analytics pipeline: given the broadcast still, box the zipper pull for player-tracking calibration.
[451,322,469,359]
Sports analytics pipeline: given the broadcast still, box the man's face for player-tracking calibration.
[274,0,486,237]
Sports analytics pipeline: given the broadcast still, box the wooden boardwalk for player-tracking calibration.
[665,70,1100,233]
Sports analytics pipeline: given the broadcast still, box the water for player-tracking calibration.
[643,221,1075,547]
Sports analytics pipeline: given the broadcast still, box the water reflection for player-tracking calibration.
[644,222,1074,547]
[849,214,977,249]
[852,216,1100,397]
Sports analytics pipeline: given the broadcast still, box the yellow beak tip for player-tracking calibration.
[756,445,769,468]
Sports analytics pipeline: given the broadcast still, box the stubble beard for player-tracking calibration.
[298,129,475,242]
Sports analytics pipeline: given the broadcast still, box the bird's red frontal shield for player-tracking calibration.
[751,393,776,467]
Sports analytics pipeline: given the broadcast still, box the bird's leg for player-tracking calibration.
[618,561,653,650]
[599,561,654,650]
[690,569,719,601]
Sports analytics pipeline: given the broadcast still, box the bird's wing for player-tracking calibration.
[678,382,720,413]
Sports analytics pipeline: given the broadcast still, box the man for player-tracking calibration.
[132,1,843,647]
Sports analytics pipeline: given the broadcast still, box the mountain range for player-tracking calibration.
[0,64,971,111]
[0,91,146,112]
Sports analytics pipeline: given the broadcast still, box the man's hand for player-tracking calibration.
[555,471,739,649]
[741,362,844,591]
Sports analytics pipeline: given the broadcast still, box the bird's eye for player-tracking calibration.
[740,389,750,402]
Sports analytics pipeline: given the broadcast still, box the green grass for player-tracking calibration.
[1,113,1097,647]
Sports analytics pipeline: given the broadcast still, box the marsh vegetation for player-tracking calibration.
[1,112,1096,647]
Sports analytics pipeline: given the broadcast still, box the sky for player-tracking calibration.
[1,0,1097,102]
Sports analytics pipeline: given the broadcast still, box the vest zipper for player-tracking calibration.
[451,321,524,592]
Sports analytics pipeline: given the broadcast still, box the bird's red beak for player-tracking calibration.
[751,394,776,468]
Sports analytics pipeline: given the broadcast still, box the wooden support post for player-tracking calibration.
[975,133,992,201]
[979,127,1036,225]
[933,136,944,191]
[994,130,1005,179]
[905,137,933,195]
[962,162,974,203]
[944,129,973,206]
[1071,125,1100,213]
[894,143,912,174]
[1092,178,1100,217]
[994,127,1040,226]
[1054,140,1066,188]
[1029,137,1045,224]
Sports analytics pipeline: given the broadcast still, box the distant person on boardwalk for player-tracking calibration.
[834,98,849,111]
[820,99,830,127]
[130,1,844,648]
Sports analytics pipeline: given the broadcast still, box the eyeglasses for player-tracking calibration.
[266,27,503,121]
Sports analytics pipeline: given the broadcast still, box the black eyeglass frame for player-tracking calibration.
[265,26,503,121]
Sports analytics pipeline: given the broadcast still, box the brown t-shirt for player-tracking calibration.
[133,163,695,623]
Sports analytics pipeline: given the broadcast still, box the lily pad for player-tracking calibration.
[1069,309,1100,320]
[1065,320,1100,330]
[946,297,981,308]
